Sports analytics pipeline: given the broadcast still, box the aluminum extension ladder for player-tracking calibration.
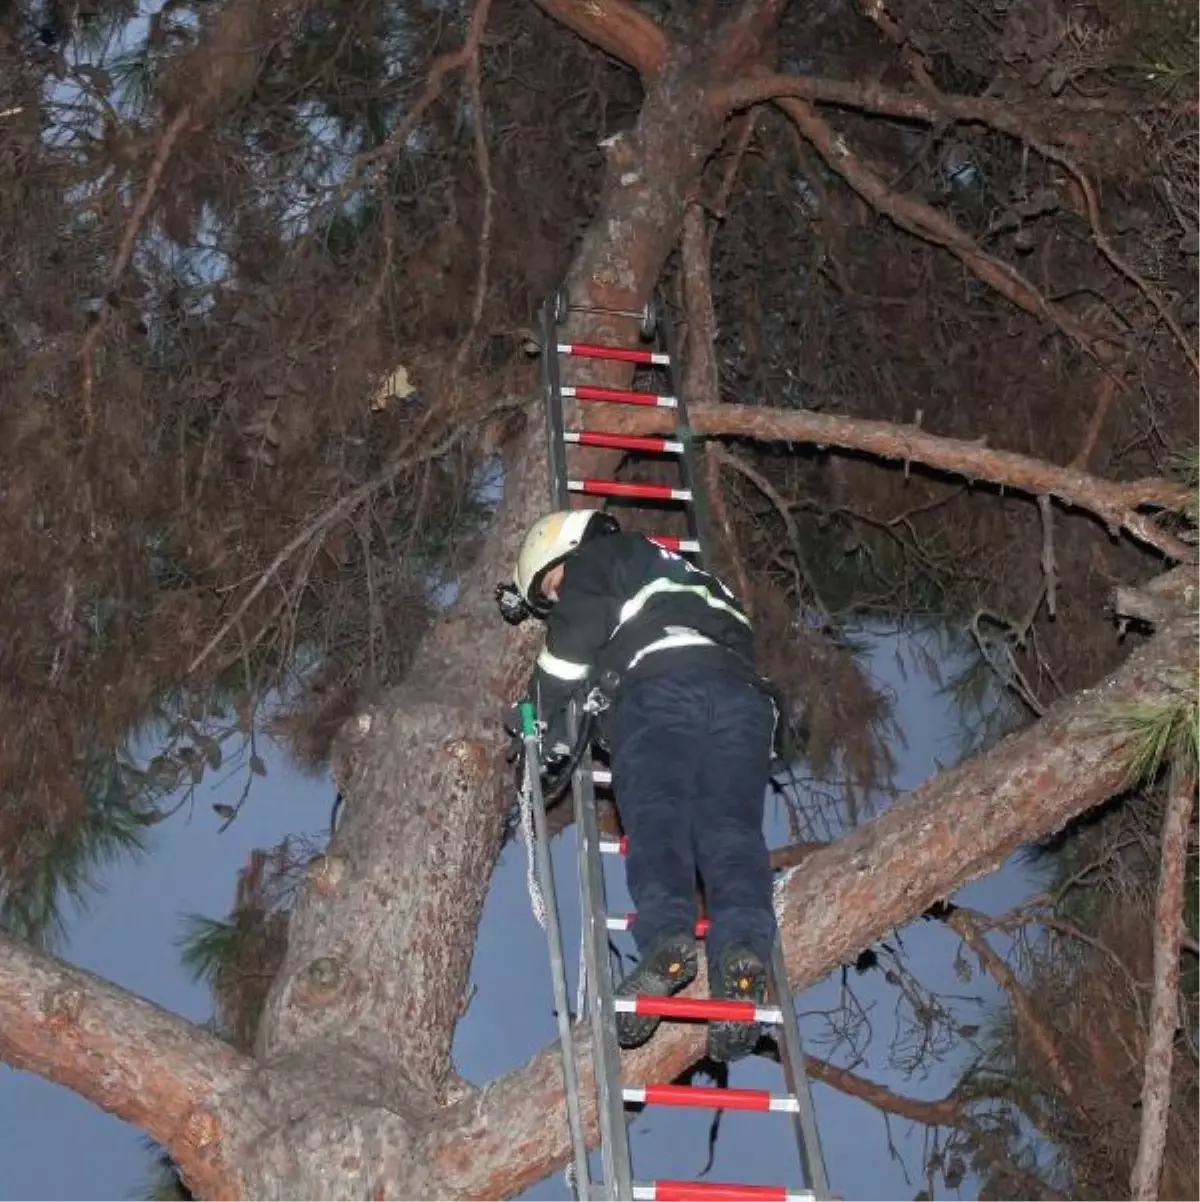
[527,288,831,1202]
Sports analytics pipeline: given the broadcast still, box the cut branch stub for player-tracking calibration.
[531,0,668,81]
[306,853,347,895]
[41,985,85,1029]
[182,1107,223,1152]
[294,957,351,1007]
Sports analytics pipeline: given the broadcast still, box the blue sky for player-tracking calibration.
[0,626,1030,1201]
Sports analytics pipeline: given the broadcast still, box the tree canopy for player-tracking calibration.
[0,1,1196,1199]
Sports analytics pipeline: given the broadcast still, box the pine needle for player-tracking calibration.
[0,755,152,950]
[1108,685,1200,790]
[1168,445,1199,525]
[130,1138,191,1202]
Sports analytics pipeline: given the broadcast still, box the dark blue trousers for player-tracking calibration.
[609,664,777,969]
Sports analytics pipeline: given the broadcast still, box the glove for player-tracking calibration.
[541,741,572,779]
[502,702,525,765]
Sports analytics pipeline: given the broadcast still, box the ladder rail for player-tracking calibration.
[656,305,715,569]
[542,300,570,506]
[523,725,594,1200]
[769,942,831,1200]
[570,700,635,1200]
[544,312,634,1196]
[539,299,604,1197]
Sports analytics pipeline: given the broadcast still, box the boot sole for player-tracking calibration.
[707,953,769,1063]
[615,937,699,1049]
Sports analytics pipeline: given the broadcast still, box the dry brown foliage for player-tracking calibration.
[976,899,1199,1200]
[0,0,1194,932]
[0,0,631,890]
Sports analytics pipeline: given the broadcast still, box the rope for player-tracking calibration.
[520,725,592,1016]
[518,758,547,930]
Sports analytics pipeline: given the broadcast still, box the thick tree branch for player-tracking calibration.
[777,98,1120,363]
[1131,770,1196,1201]
[597,402,1195,561]
[712,72,1149,150]
[531,0,667,79]
[428,605,1198,1198]
[0,933,252,1199]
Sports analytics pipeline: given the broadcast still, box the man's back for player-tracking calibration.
[531,528,764,740]
[541,528,758,697]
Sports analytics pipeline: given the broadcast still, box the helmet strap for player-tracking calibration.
[527,560,562,616]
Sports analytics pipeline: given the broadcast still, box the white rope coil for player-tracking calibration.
[518,756,547,930]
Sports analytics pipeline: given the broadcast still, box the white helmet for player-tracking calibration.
[515,508,618,614]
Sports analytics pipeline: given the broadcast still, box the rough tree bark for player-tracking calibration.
[1,3,1196,1201]
[0,937,253,1199]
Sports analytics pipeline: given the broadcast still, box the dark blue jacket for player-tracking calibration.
[525,531,760,750]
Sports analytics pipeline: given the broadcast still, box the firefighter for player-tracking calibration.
[500,508,778,1063]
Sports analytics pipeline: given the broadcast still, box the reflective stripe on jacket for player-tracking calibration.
[527,531,759,747]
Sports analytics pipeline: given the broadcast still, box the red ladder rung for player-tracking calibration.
[648,535,701,554]
[568,479,692,502]
[607,913,710,936]
[633,1180,811,1201]
[614,996,782,1024]
[561,384,677,408]
[623,1083,799,1113]
[564,430,683,455]
[557,342,670,366]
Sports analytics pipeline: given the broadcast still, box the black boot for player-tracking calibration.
[707,942,769,1063]
[614,932,699,1049]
